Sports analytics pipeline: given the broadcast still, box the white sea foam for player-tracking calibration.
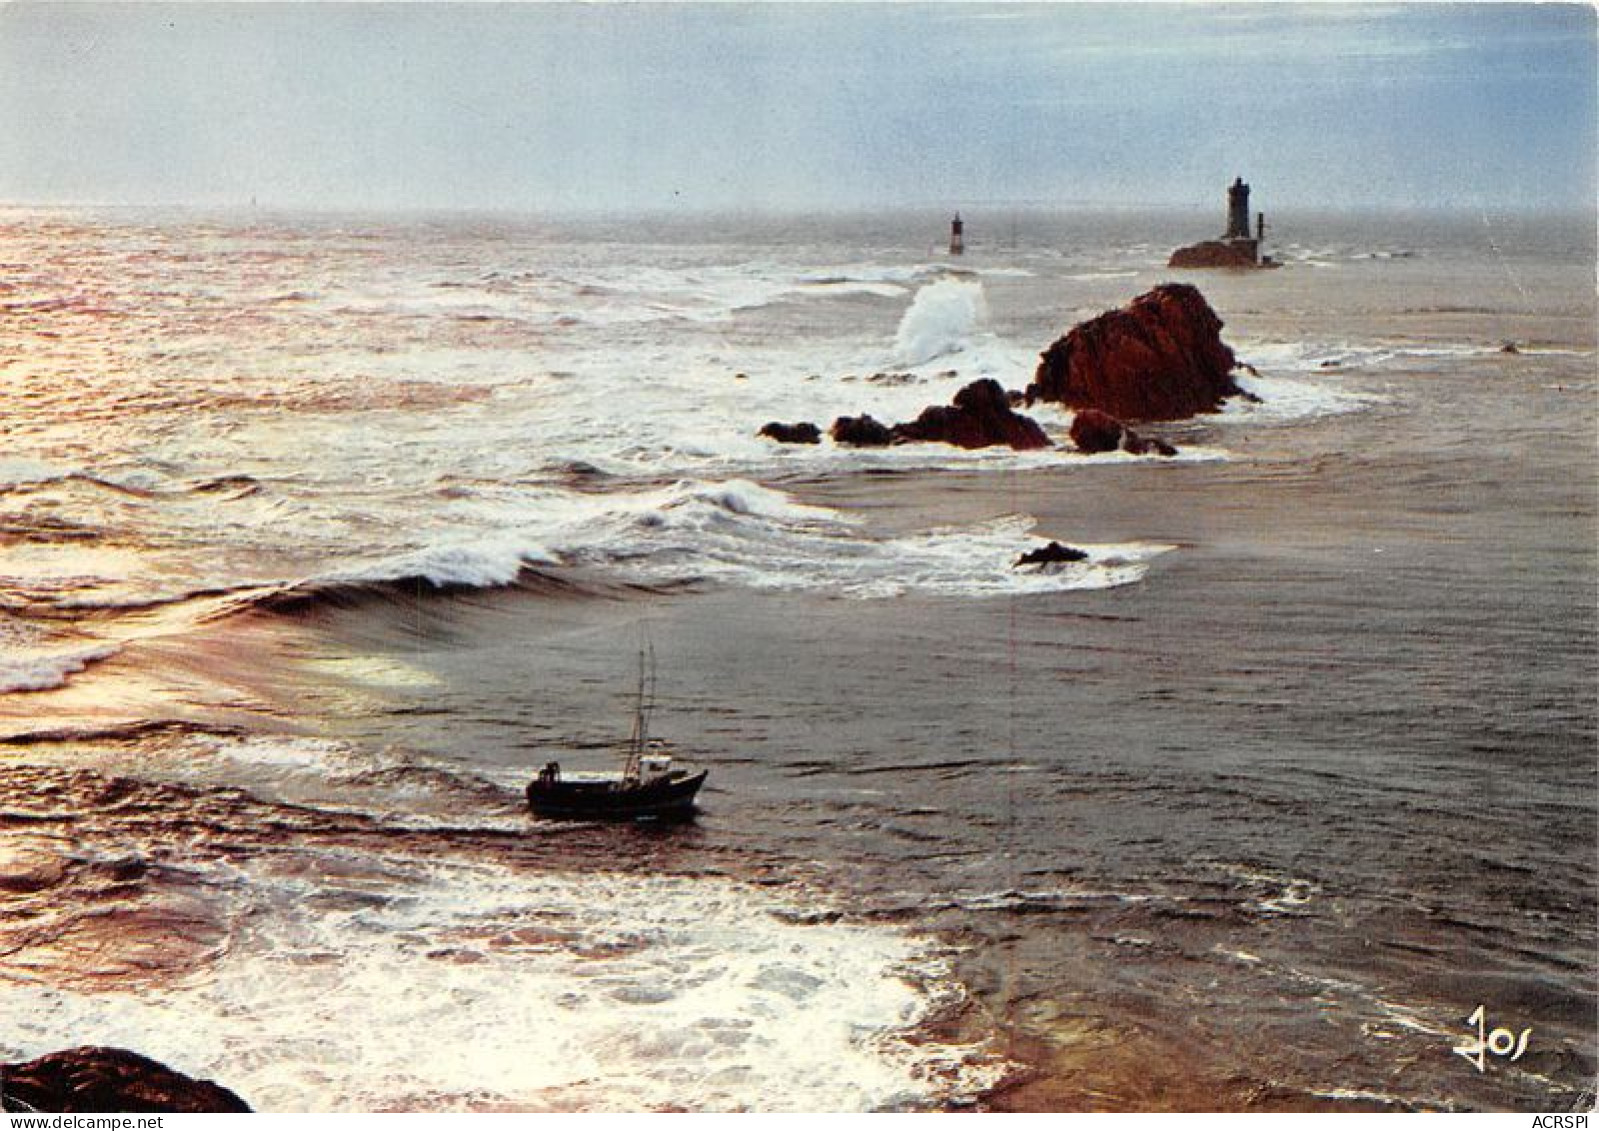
[0,457,74,489]
[306,480,1160,602]
[1227,372,1384,422]
[1238,338,1499,377]
[1311,1088,1411,1105]
[1236,340,1398,374]
[0,642,121,693]
[577,489,1168,599]
[1222,339,1399,421]
[894,278,988,366]
[330,534,560,589]
[2,854,1008,1111]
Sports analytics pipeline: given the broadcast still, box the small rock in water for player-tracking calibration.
[829,414,895,447]
[1068,408,1127,454]
[1122,432,1179,458]
[1069,408,1178,457]
[1016,541,1089,568]
[758,421,821,444]
[890,378,1051,451]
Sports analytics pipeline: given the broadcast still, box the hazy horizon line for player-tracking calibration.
[4,197,1594,222]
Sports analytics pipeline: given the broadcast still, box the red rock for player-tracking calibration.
[1068,408,1178,457]
[1,1047,252,1113]
[891,379,1050,450]
[829,414,895,447]
[1167,240,1259,268]
[1027,284,1241,422]
[1067,408,1127,454]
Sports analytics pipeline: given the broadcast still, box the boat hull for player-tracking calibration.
[526,770,707,821]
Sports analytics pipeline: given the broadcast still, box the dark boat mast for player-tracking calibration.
[622,637,656,783]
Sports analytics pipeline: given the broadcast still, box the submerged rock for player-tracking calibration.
[759,421,821,444]
[891,378,1050,451]
[1026,284,1242,422]
[1122,432,1179,458]
[1016,541,1089,568]
[1068,408,1178,457]
[1,1047,252,1113]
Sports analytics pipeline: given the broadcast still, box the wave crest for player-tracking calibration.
[894,278,987,366]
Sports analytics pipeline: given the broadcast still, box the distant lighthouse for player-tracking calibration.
[1226,177,1252,240]
[1221,177,1263,264]
[1166,176,1275,268]
[949,213,964,256]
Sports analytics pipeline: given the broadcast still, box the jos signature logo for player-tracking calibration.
[1452,1004,1532,1073]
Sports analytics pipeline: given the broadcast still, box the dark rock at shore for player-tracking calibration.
[829,414,895,447]
[1167,240,1260,269]
[759,421,822,444]
[891,378,1050,451]
[1016,541,1089,568]
[1067,407,1126,454]
[1500,340,1520,354]
[1026,283,1241,422]
[1,1047,252,1113]
[1068,408,1178,458]
[1123,432,1178,458]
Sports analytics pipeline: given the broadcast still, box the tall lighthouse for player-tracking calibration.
[1226,177,1252,240]
[949,213,964,256]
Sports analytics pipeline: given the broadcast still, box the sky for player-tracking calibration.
[0,2,1593,213]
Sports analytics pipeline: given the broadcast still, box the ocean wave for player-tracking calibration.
[584,492,1171,600]
[1,852,1011,1111]
[0,642,121,693]
[1226,372,1384,422]
[237,482,1169,607]
[894,278,988,366]
[940,887,1162,914]
[265,479,1170,604]
[0,461,156,498]
[326,535,560,590]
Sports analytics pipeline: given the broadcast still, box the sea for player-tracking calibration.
[0,205,1593,1112]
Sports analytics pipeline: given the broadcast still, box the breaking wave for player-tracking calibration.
[894,278,988,366]
[2,852,1010,1111]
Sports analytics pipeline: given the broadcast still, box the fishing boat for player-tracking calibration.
[526,642,707,821]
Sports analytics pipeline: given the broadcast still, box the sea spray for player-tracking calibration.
[0,853,1009,1111]
[894,278,987,366]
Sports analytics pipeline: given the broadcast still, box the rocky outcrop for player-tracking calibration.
[891,379,1049,450]
[759,421,821,444]
[1016,541,1088,568]
[1026,284,1241,422]
[1167,240,1258,269]
[1066,408,1125,454]
[794,380,1054,451]
[1068,408,1177,457]
[829,414,895,447]
[1,1047,252,1113]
